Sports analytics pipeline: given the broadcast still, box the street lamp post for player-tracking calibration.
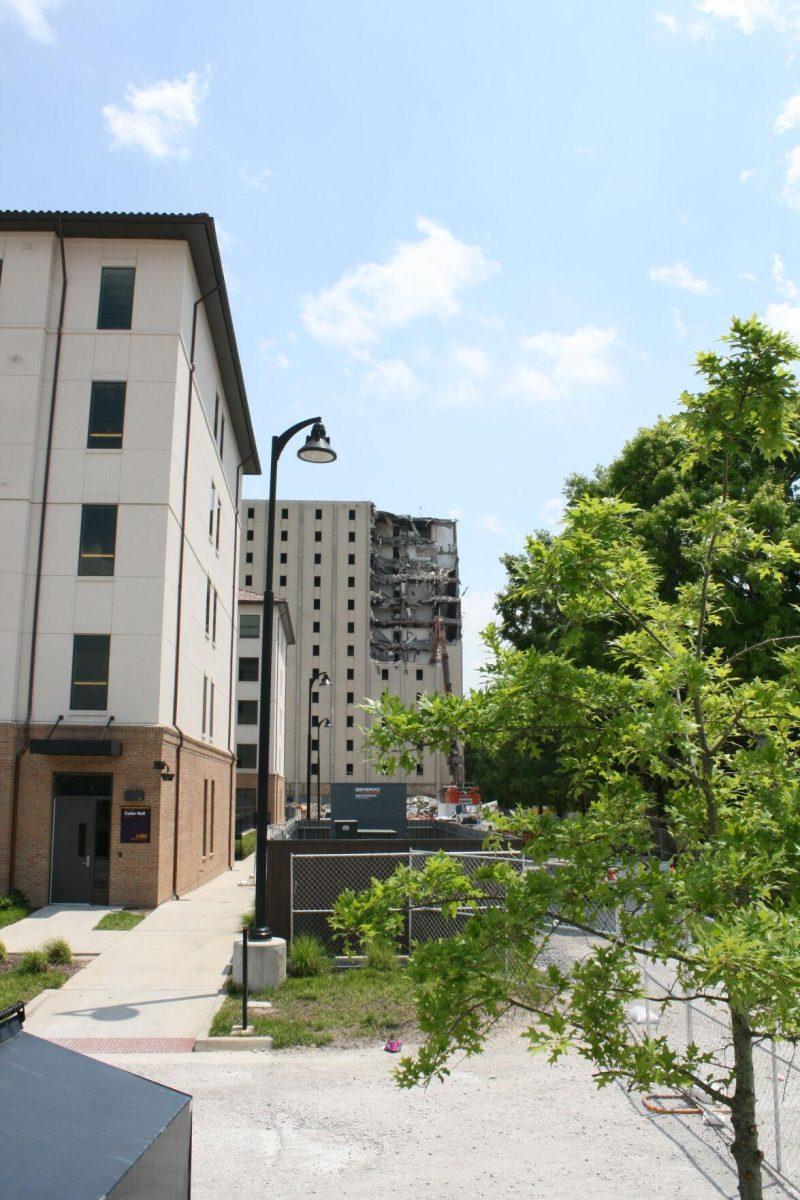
[306,670,331,821]
[252,419,336,942]
[316,717,332,822]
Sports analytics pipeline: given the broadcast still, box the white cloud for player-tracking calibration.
[739,269,758,281]
[697,0,800,34]
[539,496,565,531]
[103,68,211,160]
[477,514,506,536]
[766,301,800,339]
[508,325,620,405]
[449,345,489,378]
[360,356,418,398]
[740,167,756,182]
[237,161,273,191]
[1,0,59,42]
[654,11,679,32]
[781,145,800,208]
[275,353,292,370]
[649,261,712,294]
[776,92,800,133]
[461,589,498,692]
[301,217,498,348]
[772,253,799,298]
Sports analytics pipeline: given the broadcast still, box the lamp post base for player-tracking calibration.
[233,934,286,992]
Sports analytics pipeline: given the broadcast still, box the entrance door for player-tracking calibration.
[51,776,111,904]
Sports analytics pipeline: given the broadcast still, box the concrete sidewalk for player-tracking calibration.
[2,904,127,955]
[25,859,253,1048]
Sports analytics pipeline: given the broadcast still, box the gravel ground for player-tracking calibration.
[100,1019,769,1200]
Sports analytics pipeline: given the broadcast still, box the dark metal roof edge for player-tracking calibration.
[0,211,261,475]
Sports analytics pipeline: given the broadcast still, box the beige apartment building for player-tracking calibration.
[237,501,462,813]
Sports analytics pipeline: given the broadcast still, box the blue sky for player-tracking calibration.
[3,0,800,687]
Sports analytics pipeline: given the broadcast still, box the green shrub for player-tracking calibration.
[0,888,28,911]
[19,950,48,974]
[0,940,6,963]
[365,936,398,973]
[235,830,256,859]
[242,907,254,929]
[288,934,332,978]
[43,938,72,965]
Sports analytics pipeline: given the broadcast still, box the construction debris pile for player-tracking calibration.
[369,511,461,663]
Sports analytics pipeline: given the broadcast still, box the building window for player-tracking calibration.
[238,700,258,725]
[347,645,354,657]
[70,634,110,710]
[347,622,354,634]
[348,554,355,565]
[314,531,322,543]
[246,552,253,564]
[311,738,318,751]
[212,589,218,643]
[347,691,354,703]
[312,644,320,656]
[240,612,260,638]
[348,531,355,543]
[215,499,221,550]
[311,762,318,776]
[237,743,257,769]
[348,508,356,520]
[281,530,288,542]
[205,577,211,637]
[202,674,208,734]
[381,668,389,681]
[314,553,321,565]
[78,505,117,576]
[347,599,355,611]
[247,506,255,519]
[312,621,320,633]
[210,780,215,854]
[314,576,321,587]
[209,482,216,539]
[416,764,424,777]
[246,530,254,541]
[312,715,319,727]
[209,681,215,739]
[97,266,135,330]
[279,575,287,587]
[347,668,354,680]
[416,668,424,681]
[315,508,322,519]
[87,382,125,449]
[346,739,354,752]
[348,576,355,587]
[312,692,318,704]
[239,657,259,682]
[219,415,225,459]
[281,507,289,519]
[245,574,252,587]
[313,598,320,611]
[202,780,209,857]
[346,764,353,776]
[347,715,354,728]
[213,394,219,441]
[279,552,287,564]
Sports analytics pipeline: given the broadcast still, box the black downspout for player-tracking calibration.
[171,282,222,898]
[9,226,67,890]
[227,458,250,868]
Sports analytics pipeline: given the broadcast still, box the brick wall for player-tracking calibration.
[1,723,234,909]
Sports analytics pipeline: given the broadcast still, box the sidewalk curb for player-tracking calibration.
[194,1036,273,1052]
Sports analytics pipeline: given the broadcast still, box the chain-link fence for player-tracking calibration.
[289,848,524,947]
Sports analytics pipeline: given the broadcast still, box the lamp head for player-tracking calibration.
[297,422,336,464]
[320,718,332,729]
[318,671,332,687]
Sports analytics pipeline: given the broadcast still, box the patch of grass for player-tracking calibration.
[0,964,67,1009]
[43,938,72,965]
[365,936,399,973]
[235,830,256,859]
[0,941,6,963]
[288,934,333,978]
[18,950,48,974]
[94,910,146,931]
[0,890,30,930]
[211,966,416,1047]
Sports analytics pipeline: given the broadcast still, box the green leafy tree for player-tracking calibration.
[344,319,800,1200]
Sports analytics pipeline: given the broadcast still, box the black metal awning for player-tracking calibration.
[29,739,123,757]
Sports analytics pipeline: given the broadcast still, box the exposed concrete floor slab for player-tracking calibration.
[24,860,253,1041]
[1,905,126,954]
[95,1025,761,1200]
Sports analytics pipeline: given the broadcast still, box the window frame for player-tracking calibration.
[87,381,126,450]
[77,504,117,577]
[70,634,110,712]
[97,266,135,330]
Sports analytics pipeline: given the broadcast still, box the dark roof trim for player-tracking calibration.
[0,211,260,474]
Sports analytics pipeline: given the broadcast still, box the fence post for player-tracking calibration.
[241,926,249,1030]
[289,853,294,947]
[771,1043,783,1174]
[407,847,413,954]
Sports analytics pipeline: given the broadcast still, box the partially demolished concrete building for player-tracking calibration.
[237,500,462,814]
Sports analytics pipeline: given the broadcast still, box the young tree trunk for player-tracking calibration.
[729,1006,763,1200]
